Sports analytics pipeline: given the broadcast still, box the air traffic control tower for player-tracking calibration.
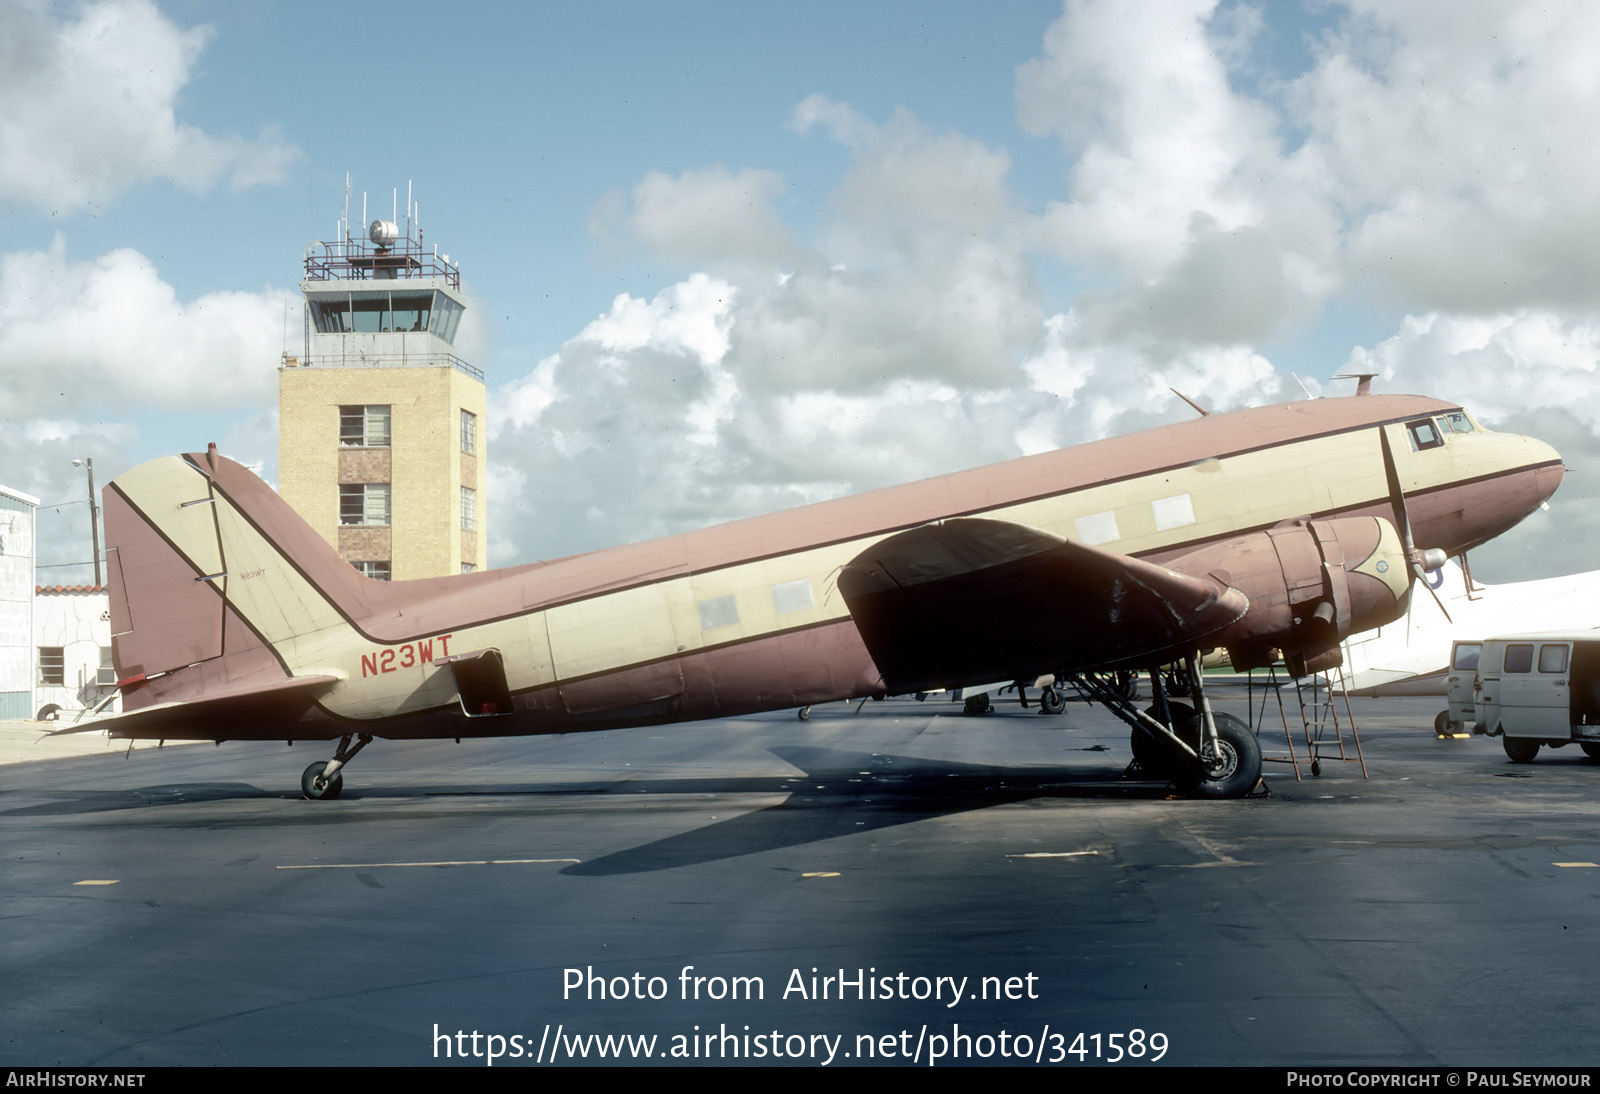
[279,198,487,580]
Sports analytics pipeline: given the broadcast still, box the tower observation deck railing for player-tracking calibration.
[303,236,461,289]
[284,350,483,382]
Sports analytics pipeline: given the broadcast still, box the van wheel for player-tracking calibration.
[1503,737,1540,763]
[1433,710,1455,737]
[1580,742,1600,761]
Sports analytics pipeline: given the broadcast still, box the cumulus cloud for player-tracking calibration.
[6,419,138,583]
[483,0,1600,586]
[626,167,795,264]
[1296,0,1600,312]
[0,0,296,212]
[0,238,299,417]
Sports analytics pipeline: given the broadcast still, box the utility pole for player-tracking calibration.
[73,458,100,587]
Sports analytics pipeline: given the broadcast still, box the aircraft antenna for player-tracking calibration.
[1289,371,1315,399]
[1169,389,1210,417]
[1333,372,1378,396]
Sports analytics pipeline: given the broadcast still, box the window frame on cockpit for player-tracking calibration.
[1405,417,1446,451]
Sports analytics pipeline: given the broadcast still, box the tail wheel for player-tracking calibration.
[301,761,344,800]
[1039,686,1066,715]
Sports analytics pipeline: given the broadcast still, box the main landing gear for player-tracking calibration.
[1067,654,1262,799]
[301,733,373,800]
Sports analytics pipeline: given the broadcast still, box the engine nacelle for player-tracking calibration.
[1167,516,1412,676]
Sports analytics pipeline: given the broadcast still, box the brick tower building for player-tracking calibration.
[279,193,486,579]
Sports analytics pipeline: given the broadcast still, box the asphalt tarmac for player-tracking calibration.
[4,687,1599,1068]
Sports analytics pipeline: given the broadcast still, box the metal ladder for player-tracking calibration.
[1247,663,1368,780]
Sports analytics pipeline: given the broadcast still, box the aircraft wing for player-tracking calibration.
[48,674,342,740]
[838,518,1247,694]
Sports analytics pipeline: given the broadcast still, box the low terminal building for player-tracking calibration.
[33,584,117,720]
[0,485,38,719]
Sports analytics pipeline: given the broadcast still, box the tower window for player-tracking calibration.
[352,560,392,581]
[339,405,391,447]
[340,483,391,525]
[460,486,476,532]
[460,409,477,455]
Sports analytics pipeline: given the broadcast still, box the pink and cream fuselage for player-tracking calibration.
[102,394,1562,743]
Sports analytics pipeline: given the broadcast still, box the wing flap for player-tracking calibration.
[839,518,1247,694]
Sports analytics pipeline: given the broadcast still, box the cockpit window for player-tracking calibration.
[1406,418,1445,451]
[1438,412,1474,434]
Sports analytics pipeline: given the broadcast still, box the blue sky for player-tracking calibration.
[4,0,1597,583]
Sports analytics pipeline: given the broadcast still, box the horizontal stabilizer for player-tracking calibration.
[50,674,342,741]
[839,518,1247,694]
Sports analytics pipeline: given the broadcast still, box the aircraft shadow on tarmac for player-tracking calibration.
[559,744,1171,876]
[3,745,1182,871]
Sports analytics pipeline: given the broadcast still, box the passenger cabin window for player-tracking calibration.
[1406,418,1445,451]
[1504,644,1534,673]
[1539,644,1569,674]
[1452,643,1481,671]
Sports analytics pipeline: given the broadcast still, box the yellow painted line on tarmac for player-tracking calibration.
[1006,851,1100,859]
[73,879,119,886]
[277,858,580,870]
[802,872,841,878]
[1554,862,1599,868]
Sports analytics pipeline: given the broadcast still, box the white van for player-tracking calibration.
[1470,633,1600,762]
[1441,640,1482,735]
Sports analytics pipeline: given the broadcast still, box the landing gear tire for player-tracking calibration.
[1434,709,1456,737]
[1039,686,1066,715]
[963,694,993,715]
[1502,737,1540,763]
[1582,742,1600,761]
[301,761,344,800]
[797,706,811,721]
[1174,713,1261,799]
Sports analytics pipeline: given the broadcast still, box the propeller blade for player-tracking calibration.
[1378,425,1415,554]
[1414,563,1454,624]
[1380,424,1454,623]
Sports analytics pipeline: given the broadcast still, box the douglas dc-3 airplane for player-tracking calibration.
[74,392,1563,800]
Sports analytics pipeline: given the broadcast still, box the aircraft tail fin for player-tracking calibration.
[105,451,370,682]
